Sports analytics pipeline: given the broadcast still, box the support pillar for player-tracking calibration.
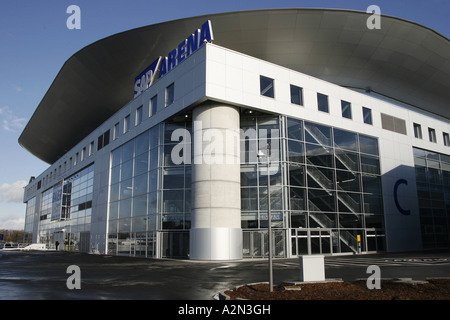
[190,102,242,260]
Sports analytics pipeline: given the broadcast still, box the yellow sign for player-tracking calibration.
[357,235,361,242]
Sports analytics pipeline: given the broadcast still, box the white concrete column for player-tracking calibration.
[190,102,242,260]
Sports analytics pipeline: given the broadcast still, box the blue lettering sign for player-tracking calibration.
[158,20,213,79]
[186,31,199,56]
[167,48,178,72]
[134,57,161,98]
[177,39,187,64]
[199,20,214,44]
[159,57,168,79]
[394,179,411,216]
[134,20,214,96]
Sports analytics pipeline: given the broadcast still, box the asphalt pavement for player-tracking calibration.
[0,249,449,300]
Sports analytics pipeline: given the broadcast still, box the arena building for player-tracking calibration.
[20,9,450,260]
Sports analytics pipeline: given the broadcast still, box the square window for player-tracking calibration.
[113,122,119,140]
[413,123,422,139]
[150,95,157,117]
[317,93,329,113]
[103,130,110,147]
[98,135,104,150]
[362,107,372,124]
[136,106,143,126]
[124,115,130,133]
[166,83,174,106]
[443,132,450,146]
[290,85,303,105]
[97,130,110,151]
[260,76,274,98]
[429,128,436,143]
[341,100,352,119]
[89,141,94,156]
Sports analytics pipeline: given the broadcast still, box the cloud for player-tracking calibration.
[0,214,24,230]
[0,180,27,203]
[0,106,27,133]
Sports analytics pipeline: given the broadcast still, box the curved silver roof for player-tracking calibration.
[19,8,450,164]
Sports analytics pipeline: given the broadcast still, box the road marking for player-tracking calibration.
[324,256,450,268]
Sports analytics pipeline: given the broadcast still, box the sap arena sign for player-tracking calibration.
[134,58,161,98]
[134,20,214,98]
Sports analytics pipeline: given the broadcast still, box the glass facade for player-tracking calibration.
[161,121,191,257]
[24,197,36,243]
[105,114,385,258]
[37,164,94,251]
[414,148,450,248]
[108,122,191,258]
[241,115,385,257]
[108,126,160,257]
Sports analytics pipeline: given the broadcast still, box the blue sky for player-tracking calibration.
[0,0,448,230]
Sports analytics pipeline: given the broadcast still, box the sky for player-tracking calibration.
[0,0,448,230]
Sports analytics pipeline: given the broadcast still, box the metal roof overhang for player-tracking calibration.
[18,8,450,164]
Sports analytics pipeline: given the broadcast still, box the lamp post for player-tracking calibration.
[258,144,273,292]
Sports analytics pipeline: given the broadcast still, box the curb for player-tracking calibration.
[213,279,344,300]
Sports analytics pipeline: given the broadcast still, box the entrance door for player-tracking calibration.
[53,231,64,251]
[79,232,90,253]
[366,228,385,252]
[160,231,189,258]
[291,228,333,256]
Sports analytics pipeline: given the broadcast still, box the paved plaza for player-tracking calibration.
[0,250,449,300]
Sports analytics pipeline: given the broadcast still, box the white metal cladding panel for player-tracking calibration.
[205,44,448,154]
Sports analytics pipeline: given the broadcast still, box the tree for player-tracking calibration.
[0,229,25,243]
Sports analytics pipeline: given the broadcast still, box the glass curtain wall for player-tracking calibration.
[108,121,191,258]
[109,126,160,256]
[107,114,385,259]
[241,114,385,257]
[240,116,286,258]
[24,197,36,243]
[161,121,191,257]
[414,148,450,248]
[37,164,94,251]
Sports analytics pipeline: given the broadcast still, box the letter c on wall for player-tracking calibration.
[394,179,410,216]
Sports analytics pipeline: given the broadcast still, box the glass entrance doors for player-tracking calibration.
[291,228,333,255]
[291,228,385,256]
